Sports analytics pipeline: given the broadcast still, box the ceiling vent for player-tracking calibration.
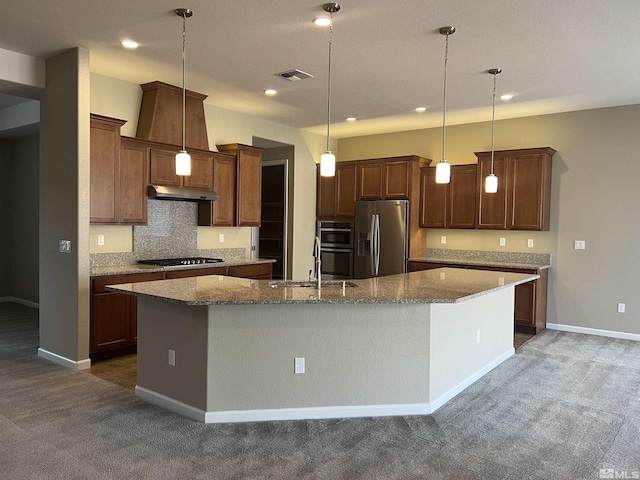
[275,69,314,81]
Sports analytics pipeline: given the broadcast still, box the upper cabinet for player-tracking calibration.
[357,159,416,201]
[197,152,237,226]
[317,162,357,219]
[420,164,477,229]
[149,147,213,190]
[199,143,264,227]
[475,147,555,231]
[91,115,148,225]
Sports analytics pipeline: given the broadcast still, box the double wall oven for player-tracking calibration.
[317,221,354,279]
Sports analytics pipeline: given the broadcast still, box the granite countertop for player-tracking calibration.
[409,257,551,270]
[106,268,539,305]
[91,258,276,277]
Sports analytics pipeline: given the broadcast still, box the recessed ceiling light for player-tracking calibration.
[313,17,331,27]
[264,89,277,96]
[346,117,356,122]
[415,107,426,112]
[121,40,139,49]
[500,94,513,100]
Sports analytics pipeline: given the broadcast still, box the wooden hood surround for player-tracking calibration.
[136,81,209,150]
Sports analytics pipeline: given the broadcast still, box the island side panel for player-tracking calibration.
[429,287,515,407]
[205,303,431,415]
[136,298,210,411]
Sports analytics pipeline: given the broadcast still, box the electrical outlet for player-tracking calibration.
[59,240,72,253]
[439,272,446,280]
[527,238,534,248]
[574,240,586,250]
[97,235,105,246]
[499,237,506,247]
[440,236,446,244]
[498,277,505,286]
[294,357,305,374]
[168,349,176,366]
[617,303,626,313]
[219,234,225,243]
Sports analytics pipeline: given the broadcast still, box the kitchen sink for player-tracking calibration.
[269,280,357,288]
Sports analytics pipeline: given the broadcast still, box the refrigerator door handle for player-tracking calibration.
[374,214,381,276]
[369,214,376,275]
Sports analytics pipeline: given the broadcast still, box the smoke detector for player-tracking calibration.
[275,69,314,81]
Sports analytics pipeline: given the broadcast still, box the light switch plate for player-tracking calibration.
[574,240,586,250]
[59,240,72,253]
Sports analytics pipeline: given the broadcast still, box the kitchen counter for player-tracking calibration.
[107,268,538,305]
[409,257,551,270]
[91,257,275,277]
[110,268,532,424]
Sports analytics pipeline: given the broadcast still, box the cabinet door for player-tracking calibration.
[119,140,149,225]
[317,165,337,218]
[228,263,272,279]
[419,167,446,228]
[476,154,508,229]
[182,151,213,190]
[149,148,181,186]
[508,153,550,230]
[357,163,383,200]
[383,161,410,199]
[91,293,131,353]
[90,121,120,223]
[236,147,263,226]
[335,164,357,218]
[165,266,227,279]
[197,154,236,226]
[447,165,477,229]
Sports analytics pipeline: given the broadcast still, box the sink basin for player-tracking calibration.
[269,280,357,288]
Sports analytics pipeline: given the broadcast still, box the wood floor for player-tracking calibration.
[89,333,536,392]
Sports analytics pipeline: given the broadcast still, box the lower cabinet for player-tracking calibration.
[90,263,273,359]
[407,261,548,334]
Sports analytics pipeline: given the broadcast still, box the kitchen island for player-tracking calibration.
[108,268,538,423]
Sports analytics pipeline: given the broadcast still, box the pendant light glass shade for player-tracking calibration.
[320,152,336,176]
[484,68,502,193]
[436,26,455,184]
[319,3,340,177]
[175,8,192,176]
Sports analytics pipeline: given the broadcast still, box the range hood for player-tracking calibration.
[147,185,220,202]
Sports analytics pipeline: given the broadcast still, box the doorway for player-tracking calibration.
[260,160,288,280]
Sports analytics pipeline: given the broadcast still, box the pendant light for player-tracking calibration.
[435,26,455,184]
[320,3,340,177]
[175,8,192,176]
[485,68,502,194]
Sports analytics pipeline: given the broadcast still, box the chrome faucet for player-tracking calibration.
[312,236,322,290]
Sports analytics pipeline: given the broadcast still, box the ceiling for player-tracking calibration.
[1,0,639,138]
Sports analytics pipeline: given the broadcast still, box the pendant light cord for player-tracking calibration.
[441,32,450,163]
[325,14,334,152]
[181,11,187,152]
[490,71,496,175]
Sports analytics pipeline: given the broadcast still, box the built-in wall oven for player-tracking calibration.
[317,221,354,279]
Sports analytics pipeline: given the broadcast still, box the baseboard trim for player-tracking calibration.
[547,323,640,342]
[0,297,39,309]
[429,347,515,413]
[37,348,91,370]
[135,385,433,424]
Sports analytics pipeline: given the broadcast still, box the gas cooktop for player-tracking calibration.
[138,257,224,267]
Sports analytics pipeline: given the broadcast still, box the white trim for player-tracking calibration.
[136,350,513,424]
[0,297,39,309]
[429,347,514,412]
[547,323,640,342]
[37,348,91,370]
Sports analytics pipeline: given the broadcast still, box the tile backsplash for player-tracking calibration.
[90,199,245,267]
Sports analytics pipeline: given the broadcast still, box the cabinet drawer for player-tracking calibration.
[92,272,164,293]
[165,266,227,279]
[227,263,272,279]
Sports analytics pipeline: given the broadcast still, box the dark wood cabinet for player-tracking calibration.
[476,147,554,231]
[227,263,273,280]
[90,272,164,357]
[420,165,476,229]
[149,147,213,190]
[90,115,127,224]
[164,266,227,279]
[357,159,413,201]
[317,163,357,219]
[407,261,548,334]
[357,163,384,200]
[215,143,265,227]
[119,138,149,225]
[197,152,237,226]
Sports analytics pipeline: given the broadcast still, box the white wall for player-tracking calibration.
[89,73,326,279]
[338,105,640,335]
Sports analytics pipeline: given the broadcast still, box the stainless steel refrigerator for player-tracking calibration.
[354,200,408,278]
